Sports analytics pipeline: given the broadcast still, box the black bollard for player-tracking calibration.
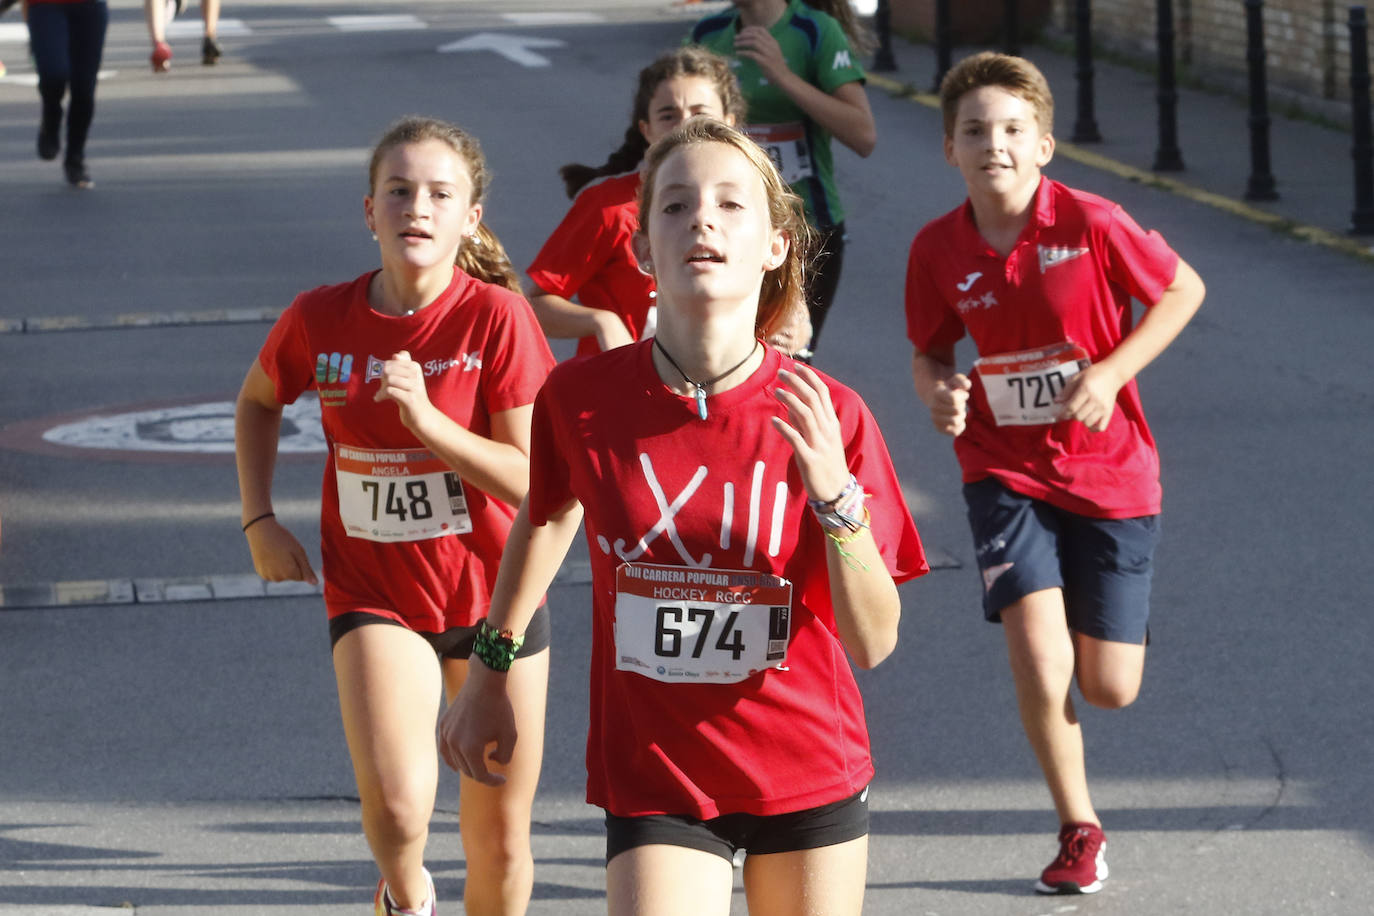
[1244,0,1279,200]
[1072,0,1102,142]
[1153,0,1185,170]
[872,0,897,72]
[1004,0,1021,56]
[933,0,952,91]
[1350,6,1374,234]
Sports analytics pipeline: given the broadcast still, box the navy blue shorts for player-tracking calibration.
[604,786,870,864]
[328,604,551,660]
[962,477,1160,644]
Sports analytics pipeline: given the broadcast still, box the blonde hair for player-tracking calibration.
[805,0,874,56]
[559,47,747,198]
[456,223,522,293]
[939,52,1054,137]
[638,118,812,339]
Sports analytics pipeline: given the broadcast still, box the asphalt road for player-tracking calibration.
[1,1,1372,914]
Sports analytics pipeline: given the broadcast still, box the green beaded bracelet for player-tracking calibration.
[473,619,525,672]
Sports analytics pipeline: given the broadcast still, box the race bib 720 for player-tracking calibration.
[973,342,1091,426]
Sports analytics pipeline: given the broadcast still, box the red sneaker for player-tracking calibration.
[1035,822,1107,894]
[150,41,172,73]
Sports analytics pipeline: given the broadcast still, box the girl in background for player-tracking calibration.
[525,46,745,357]
[236,117,553,916]
[689,0,877,359]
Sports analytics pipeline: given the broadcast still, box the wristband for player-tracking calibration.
[807,474,858,514]
[242,511,275,532]
[472,619,525,672]
[809,474,867,532]
[825,507,872,571]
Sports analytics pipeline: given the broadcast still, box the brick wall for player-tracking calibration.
[1044,0,1367,108]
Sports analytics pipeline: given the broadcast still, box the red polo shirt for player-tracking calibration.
[904,177,1179,518]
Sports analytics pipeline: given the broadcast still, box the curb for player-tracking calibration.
[0,564,591,611]
[865,73,1374,265]
[0,307,285,335]
[0,552,960,611]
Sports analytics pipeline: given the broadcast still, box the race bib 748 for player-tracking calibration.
[335,445,471,542]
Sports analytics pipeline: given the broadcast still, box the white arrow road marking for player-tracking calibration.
[437,32,567,68]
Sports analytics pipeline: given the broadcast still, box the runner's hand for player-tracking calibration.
[734,25,789,83]
[244,518,318,585]
[374,350,436,433]
[438,662,516,786]
[770,364,849,505]
[1056,363,1122,432]
[930,374,971,436]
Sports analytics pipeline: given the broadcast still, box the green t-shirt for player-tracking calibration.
[689,0,866,228]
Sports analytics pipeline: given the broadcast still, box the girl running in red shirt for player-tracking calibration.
[526,46,745,356]
[442,118,926,915]
[235,117,554,916]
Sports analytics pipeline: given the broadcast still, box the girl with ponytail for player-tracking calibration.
[525,46,745,357]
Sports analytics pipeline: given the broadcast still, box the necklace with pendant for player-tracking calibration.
[652,337,759,420]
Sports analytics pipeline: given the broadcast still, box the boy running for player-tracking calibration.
[904,52,1205,895]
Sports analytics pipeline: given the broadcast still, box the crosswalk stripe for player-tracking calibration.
[167,17,252,38]
[502,13,605,25]
[326,14,427,32]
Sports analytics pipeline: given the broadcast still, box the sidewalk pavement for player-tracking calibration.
[863,26,1374,263]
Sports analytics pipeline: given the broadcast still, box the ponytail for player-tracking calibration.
[455,223,522,293]
[806,0,874,56]
[559,128,649,198]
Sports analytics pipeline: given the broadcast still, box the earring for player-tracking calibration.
[639,259,653,274]
[370,232,378,241]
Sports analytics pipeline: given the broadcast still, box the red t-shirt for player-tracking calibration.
[904,178,1180,518]
[258,268,554,631]
[526,171,656,358]
[527,341,928,819]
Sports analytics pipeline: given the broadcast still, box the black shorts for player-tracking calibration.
[963,477,1160,644]
[604,786,869,864]
[328,604,551,660]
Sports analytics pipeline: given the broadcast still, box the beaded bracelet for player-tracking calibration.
[808,474,858,515]
[472,619,525,672]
